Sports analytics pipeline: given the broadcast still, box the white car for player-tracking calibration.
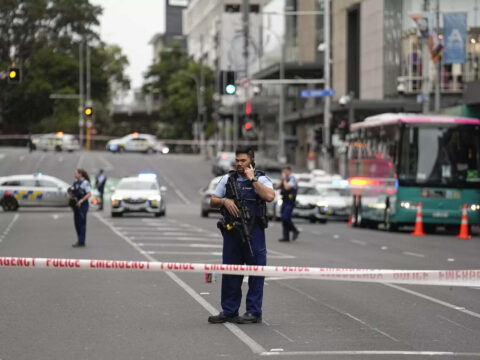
[111,173,167,217]
[315,186,352,221]
[292,173,315,185]
[36,132,80,152]
[200,176,223,217]
[106,133,168,154]
[0,173,70,211]
[292,183,327,223]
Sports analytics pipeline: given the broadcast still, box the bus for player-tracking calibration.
[347,113,480,232]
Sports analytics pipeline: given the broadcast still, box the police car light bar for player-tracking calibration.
[137,172,157,180]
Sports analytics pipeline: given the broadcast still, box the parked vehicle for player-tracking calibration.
[200,176,223,217]
[36,132,80,152]
[291,183,327,223]
[106,133,169,154]
[111,173,167,217]
[212,152,235,176]
[0,173,70,211]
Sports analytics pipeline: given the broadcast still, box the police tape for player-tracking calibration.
[0,256,479,287]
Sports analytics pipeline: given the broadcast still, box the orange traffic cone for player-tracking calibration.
[348,215,353,226]
[457,204,471,239]
[411,203,426,236]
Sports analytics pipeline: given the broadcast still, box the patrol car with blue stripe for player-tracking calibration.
[0,174,70,211]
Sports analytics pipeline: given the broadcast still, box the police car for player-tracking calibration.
[35,132,80,152]
[110,173,167,217]
[106,133,169,154]
[0,173,70,211]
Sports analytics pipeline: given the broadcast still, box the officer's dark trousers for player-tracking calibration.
[74,203,89,244]
[281,201,298,240]
[221,227,266,316]
[98,187,104,209]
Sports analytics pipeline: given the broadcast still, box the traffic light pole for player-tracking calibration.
[278,9,286,164]
[79,40,85,149]
[323,0,332,174]
[86,41,92,150]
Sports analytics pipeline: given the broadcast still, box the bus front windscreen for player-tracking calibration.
[399,125,480,188]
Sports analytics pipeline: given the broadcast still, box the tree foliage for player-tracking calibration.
[0,0,130,134]
[144,42,215,139]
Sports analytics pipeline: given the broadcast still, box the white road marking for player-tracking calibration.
[94,213,266,354]
[19,155,25,161]
[277,281,399,343]
[161,174,191,205]
[448,258,455,262]
[437,315,480,334]
[402,251,425,258]
[268,249,296,259]
[259,350,480,356]
[99,155,114,171]
[129,236,219,242]
[76,153,85,169]
[333,234,340,239]
[137,243,222,249]
[272,329,295,343]
[384,283,480,320]
[200,292,210,295]
[0,214,19,243]
[381,246,388,250]
[143,251,223,256]
[58,156,64,162]
[0,153,5,160]
[52,214,59,220]
[349,239,367,246]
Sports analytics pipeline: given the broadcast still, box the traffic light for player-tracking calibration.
[8,66,21,84]
[244,120,253,131]
[84,106,93,118]
[245,100,252,115]
[338,120,348,140]
[221,71,236,95]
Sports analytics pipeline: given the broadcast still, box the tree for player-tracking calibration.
[0,0,130,134]
[144,42,215,139]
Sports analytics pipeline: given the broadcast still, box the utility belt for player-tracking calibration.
[282,193,296,203]
[217,215,267,234]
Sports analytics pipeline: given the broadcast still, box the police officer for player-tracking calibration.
[209,147,275,324]
[275,166,299,242]
[70,168,92,248]
[95,169,107,210]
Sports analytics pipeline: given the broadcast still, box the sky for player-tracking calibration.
[91,0,166,92]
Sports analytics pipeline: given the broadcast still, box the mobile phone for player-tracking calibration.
[251,161,255,168]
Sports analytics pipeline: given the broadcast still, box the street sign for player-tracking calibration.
[86,120,93,128]
[300,89,335,98]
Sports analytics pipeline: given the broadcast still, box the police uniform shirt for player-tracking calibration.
[79,178,92,194]
[97,173,106,184]
[287,175,298,189]
[214,173,273,198]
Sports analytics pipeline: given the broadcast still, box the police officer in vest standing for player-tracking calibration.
[70,169,92,248]
[209,147,275,324]
[276,166,300,242]
[95,169,107,210]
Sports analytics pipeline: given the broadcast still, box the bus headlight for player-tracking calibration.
[470,204,480,211]
[400,201,417,209]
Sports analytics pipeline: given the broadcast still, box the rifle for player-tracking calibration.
[225,176,254,258]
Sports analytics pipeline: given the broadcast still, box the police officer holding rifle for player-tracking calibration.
[209,147,275,324]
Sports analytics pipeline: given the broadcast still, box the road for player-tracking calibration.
[1,147,480,360]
